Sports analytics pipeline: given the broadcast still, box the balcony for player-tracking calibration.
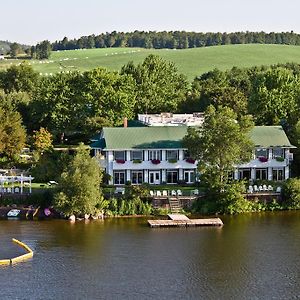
[112,159,197,170]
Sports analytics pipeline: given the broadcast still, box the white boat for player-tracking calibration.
[7,209,21,218]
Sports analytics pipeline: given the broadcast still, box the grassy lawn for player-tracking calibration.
[2,44,300,81]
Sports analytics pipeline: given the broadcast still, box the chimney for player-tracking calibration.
[123,117,128,128]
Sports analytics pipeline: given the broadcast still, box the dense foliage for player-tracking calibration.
[54,144,105,216]
[282,178,300,209]
[50,31,300,51]
[183,106,254,214]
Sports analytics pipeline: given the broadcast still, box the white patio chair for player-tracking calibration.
[171,190,176,196]
[177,190,182,196]
[149,190,154,197]
[268,185,273,191]
[263,184,268,191]
[156,190,162,197]
[248,185,254,193]
[259,185,263,192]
[193,189,199,195]
[162,190,168,196]
[276,186,282,193]
[253,185,259,192]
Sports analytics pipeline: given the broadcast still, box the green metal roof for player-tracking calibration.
[250,126,295,148]
[101,126,188,149]
[91,125,295,150]
[90,138,106,149]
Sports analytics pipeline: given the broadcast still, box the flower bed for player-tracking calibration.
[258,156,268,163]
[185,158,196,164]
[133,159,142,164]
[116,159,125,164]
[151,159,160,165]
[168,159,178,163]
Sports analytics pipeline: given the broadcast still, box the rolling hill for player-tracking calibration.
[2,44,300,81]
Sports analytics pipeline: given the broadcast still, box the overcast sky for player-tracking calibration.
[1,0,299,45]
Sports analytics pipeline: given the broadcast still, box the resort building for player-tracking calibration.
[91,126,295,186]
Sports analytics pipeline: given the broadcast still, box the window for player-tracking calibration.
[131,170,143,184]
[114,171,125,185]
[255,149,268,159]
[114,151,126,161]
[256,168,267,180]
[131,150,143,161]
[166,150,178,160]
[166,170,178,184]
[239,168,251,180]
[272,148,284,159]
[272,168,284,181]
[184,170,195,183]
[149,150,161,160]
[183,150,190,159]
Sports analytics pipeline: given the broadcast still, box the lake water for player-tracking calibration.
[0,212,299,299]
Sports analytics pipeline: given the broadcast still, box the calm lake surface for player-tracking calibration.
[0,212,299,300]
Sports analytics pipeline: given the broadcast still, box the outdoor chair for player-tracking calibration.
[193,189,199,195]
[276,186,282,193]
[162,190,168,196]
[177,190,182,196]
[248,185,254,193]
[259,185,263,192]
[263,184,268,191]
[253,185,259,192]
[156,190,162,197]
[15,187,19,193]
[268,185,273,191]
[149,190,154,197]
[171,190,176,196]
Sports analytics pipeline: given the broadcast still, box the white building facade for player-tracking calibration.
[91,126,295,186]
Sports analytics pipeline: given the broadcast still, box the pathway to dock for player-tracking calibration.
[148,214,223,228]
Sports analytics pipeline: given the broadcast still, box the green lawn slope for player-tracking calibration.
[2,44,300,81]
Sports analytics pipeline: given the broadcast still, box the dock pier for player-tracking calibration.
[148,214,223,228]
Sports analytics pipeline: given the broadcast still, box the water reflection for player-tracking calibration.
[0,212,299,299]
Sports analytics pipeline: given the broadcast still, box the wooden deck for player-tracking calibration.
[148,214,223,228]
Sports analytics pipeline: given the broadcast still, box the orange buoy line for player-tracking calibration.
[0,238,33,266]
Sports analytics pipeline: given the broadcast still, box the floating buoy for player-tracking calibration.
[0,238,33,266]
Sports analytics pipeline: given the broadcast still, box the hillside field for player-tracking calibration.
[2,44,300,81]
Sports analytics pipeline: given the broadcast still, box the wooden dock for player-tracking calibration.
[148,214,223,228]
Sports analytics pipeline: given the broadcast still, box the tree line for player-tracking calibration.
[51,30,300,51]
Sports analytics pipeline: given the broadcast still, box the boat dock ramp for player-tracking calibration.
[148,214,223,228]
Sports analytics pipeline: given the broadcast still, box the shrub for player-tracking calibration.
[282,178,300,209]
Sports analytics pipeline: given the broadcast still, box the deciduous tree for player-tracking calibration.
[54,144,106,216]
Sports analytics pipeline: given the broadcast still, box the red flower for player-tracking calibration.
[116,159,125,164]
[186,158,196,164]
[151,159,160,165]
[258,156,268,163]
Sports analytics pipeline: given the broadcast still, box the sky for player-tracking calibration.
[1,0,299,45]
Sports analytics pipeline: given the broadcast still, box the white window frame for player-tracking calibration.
[114,171,126,185]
